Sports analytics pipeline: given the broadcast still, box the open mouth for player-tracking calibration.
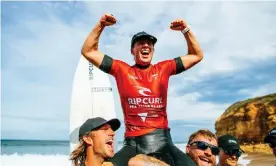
[106,139,114,149]
[199,156,211,165]
[140,48,150,56]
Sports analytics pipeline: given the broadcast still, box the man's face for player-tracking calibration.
[91,124,115,159]
[218,149,240,166]
[186,135,218,166]
[131,38,154,66]
[269,138,276,157]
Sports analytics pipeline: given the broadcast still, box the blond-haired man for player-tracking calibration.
[186,129,220,166]
[70,117,120,166]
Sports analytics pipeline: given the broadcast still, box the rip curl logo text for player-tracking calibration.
[134,86,152,96]
[127,86,164,123]
[127,86,163,107]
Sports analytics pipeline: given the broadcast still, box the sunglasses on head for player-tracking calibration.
[269,143,276,149]
[190,141,220,155]
[224,149,242,157]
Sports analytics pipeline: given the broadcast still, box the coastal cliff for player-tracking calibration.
[215,93,276,153]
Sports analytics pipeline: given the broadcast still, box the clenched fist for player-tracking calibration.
[100,13,117,26]
[170,19,188,31]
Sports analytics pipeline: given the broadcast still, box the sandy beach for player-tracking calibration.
[244,153,275,166]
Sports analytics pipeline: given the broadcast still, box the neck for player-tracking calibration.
[135,63,150,69]
[85,146,104,166]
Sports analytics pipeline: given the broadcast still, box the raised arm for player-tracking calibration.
[170,19,203,71]
[81,13,117,68]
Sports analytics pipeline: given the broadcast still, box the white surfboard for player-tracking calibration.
[69,56,117,152]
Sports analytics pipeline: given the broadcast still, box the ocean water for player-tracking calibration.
[1,140,70,155]
[1,140,251,166]
[1,121,251,166]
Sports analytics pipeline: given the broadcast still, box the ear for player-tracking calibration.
[82,136,93,146]
[218,150,222,157]
[131,48,134,55]
[186,144,191,154]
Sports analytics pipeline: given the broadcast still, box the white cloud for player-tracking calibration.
[2,3,90,138]
[2,17,85,114]
[167,92,230,120]
[238,83,276,99]
[83,1,276,90]
[2,1,276,139]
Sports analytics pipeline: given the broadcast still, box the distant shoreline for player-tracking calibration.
[244,153,275,166]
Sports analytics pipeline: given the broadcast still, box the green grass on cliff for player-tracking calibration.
[224,93,276,114]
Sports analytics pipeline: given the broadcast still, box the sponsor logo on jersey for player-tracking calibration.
[127,86,164,109]
[135,86,152,96]
[138,113,148,122]
[151,74,158,79]
[128,75,139,80]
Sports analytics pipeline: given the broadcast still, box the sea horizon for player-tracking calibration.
[0,139,253,166]
[1,119,216,143]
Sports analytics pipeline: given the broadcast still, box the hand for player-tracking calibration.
[170,19,187,31]
[100,13,117,26]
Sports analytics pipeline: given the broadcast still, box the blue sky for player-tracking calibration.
[1,1,276,140]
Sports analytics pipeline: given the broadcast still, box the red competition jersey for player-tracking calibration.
[109,59,178,137]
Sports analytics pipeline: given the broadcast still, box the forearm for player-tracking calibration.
[183,30,203,58]
[81,22,105,54]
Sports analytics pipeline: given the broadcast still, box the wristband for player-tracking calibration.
[181,26,190,34]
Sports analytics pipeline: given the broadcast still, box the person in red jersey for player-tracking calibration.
[81,13,203,166]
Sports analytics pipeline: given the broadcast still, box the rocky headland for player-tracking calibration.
[215,93,276,154]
